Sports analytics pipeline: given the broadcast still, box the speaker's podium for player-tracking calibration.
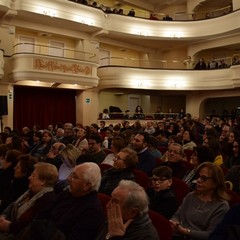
[0,95,8,132]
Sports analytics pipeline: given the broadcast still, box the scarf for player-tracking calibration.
[11,187,53,220]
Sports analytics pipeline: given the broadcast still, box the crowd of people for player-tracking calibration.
[0,113,240,239]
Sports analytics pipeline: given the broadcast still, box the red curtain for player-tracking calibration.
[14,86,76,130]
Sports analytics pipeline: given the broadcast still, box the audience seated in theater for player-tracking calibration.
[218,123,231,156]
[225,165,240,194]
[29,130,54,161]
[60,123,76,145]
[127,9,135,17]
[131,132,156,176]
[182,129,197,150]
[0,149,22,206]
[194,58,207,70]
[102,128,113,150]
[102,109,110,119]
[77,134,106,165]
[0,144,9,161]
[0,163,58,238]
[148,135,162,159]
[99,148,138,196]
[98,121,108,139]
[154,107,163,120]
[95,180,159,240]
[223,138,240,169]
[58,144,81,181]
[155,130,168,147]
[0,154,38,213]
[209,203,240,240]
[102,136,126,166]
[160,143,188,179]
[218,59,228,69]
[147,166,177,219]
[6,133,26,153]
[203,135,223,166]
[183,145,214,191]
[163,14,173,21]
[144,121,156,135]
[36,162,105,240]
[161,135,182,162]
[72,127,88,155]
[45,142,66,170]
[90,123,99,135]
[133,105,145,120]
[170,162,230,240]
[26,131,42,153]
[53,127,64,142]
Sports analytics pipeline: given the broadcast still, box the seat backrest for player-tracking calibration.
[226,189,240,208]
[171,177,189,207]
[148,210,173,240]
[99,163,112,173]
[97,192,111,217]
[132,169,149,189]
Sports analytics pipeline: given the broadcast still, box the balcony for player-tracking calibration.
[3,43,99,89]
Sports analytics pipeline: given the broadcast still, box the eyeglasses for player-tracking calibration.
[114,155,125,162]
[196,174,213,182]
[150,177,168,183]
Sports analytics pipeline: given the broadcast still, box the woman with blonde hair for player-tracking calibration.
[170,162,230,240]
[58,144,81,180]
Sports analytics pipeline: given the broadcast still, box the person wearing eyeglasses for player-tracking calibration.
[147,166,177,219]
[160,143,188,179]
[99,148,138,196]
[170,162,230,240]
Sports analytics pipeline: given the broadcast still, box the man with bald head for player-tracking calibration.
[38,162,105,240]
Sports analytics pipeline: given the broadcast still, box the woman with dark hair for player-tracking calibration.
[170,162,229,240]
[133,105,145,119]
[0,154,38,212]
[204,135,223,165]
[30,130,54,161]
[183,145,215,190]
[182,129,197,150]
[224,138,240,168]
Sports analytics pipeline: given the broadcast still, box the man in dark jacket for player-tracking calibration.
[95,180,159,240]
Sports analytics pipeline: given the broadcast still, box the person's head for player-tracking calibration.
[108,180,149,222]
[90,123,99,134]
[14,154,38,178]
[60,144,81,167]
[55,128,64,138]
[135,105,143,113]
[228,130,239,144]
[76,127,86,139]
[113,124,121,136]
[88,134,102,153]
[22,127,30,135]
[204,136,221,157]
[221,124,231,139]
[49,142,66,155]
[182,130,193,141]
[232,138,240,157]
[131,132,149,152]
[148,135,158,150]
[64,123,74,137]
[111,136,126,153]
[168,135,182,146]
[100,120,106,128]
[150,166,173,192]
[195,162,229,201]
[68,162,101,197]
[29,162,58,194]
[4,126,11,135]
[42,130,53,143]
[167,143,184,163]
[33,131,43,143]
[190,146,214,167]
[113,147,138,170]
[105,129,113,139]
[0,149,22,169]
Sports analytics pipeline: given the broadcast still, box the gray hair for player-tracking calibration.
[81,162,101,191]
[118,180,149,214]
